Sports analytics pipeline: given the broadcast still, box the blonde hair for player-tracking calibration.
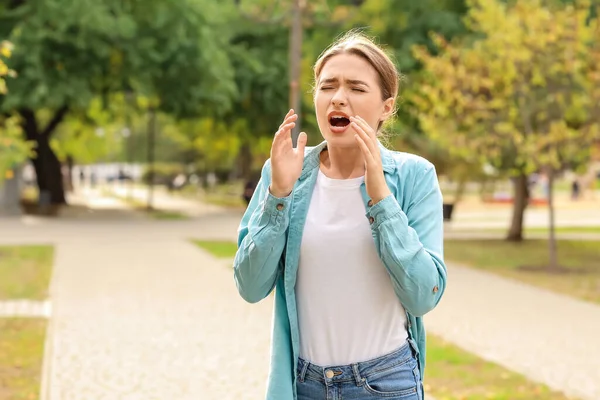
[313,30,401,131]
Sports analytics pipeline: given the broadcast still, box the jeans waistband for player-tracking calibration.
[297,340,417,385]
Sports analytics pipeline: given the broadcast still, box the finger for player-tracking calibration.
[273,122,295,145]
[350,120,377,154]
[280,112,298,130]
[354,133,375,165]
[350,116,376,140]
[296,131,308,153]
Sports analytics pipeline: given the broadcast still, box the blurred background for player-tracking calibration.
[0,0,599,399]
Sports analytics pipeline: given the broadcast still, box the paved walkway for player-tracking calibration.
[425,264,600,400]
[1,188,599,399]
[2,197,273,399]
[42,234,272,399]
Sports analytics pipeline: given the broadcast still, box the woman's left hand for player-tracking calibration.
[351,115,392,205]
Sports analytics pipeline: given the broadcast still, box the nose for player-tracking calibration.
[331,88,347,107]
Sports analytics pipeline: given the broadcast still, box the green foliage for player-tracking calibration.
[410,0,600,176]
[0,116,34,183]
[0,0,237,117]
[225,21,290,139]
[0,40,34,183]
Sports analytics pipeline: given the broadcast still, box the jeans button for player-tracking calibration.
[325,370,334,379]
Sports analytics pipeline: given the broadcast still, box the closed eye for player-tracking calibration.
[320,86,334,90]
[352,88,366,92]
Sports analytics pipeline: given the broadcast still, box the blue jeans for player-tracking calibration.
[296,341,424,399]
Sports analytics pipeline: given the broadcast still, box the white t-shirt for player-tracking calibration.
[296,169,408,367]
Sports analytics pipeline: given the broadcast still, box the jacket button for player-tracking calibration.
[368,216,375,224]
[432,286,439,293]
[367,199,373,207]
[276,203,284,211]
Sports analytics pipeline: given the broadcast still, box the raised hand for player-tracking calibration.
[351,115,392,205]
[269,109,308,198]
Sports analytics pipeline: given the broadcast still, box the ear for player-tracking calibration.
[380,97,395,121]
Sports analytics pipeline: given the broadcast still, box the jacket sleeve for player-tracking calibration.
[233,160,292,304]
[367,161,447,317]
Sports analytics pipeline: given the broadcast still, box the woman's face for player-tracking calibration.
[314,53,394,147]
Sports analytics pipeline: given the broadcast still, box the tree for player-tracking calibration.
[224,20,290,179]
[0,40,33,184]
[410,0,600,263]
[0,0,236,205]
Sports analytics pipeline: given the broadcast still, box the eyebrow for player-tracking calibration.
[319,77,370,87]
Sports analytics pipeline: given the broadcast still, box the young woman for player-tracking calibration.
[234,31,446,400]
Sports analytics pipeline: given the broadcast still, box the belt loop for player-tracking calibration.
[351,363,363,386]
[298,359,309,383]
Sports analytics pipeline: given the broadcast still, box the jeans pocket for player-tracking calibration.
[362,362,419,398]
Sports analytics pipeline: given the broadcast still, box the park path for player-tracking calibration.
[41,233,273,400]
[2,192,274,399]
[425,264,600,400]
[1,187,599,399]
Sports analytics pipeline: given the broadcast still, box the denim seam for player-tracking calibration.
[371,210,403,230]
[304,374,356,384]
[297,360,309,383]
[363,380,418,398]
[361,355,415,380]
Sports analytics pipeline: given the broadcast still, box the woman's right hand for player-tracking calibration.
[269,109,308,198]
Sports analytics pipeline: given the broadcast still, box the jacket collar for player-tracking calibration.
[300,140,395,180]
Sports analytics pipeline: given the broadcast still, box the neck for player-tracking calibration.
[319,143,365,179]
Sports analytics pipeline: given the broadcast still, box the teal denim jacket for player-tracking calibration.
[233,141,447,399]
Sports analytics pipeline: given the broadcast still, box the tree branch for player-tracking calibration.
[18,108,38,141]
[9,0,26,9]
[41,105,69,138]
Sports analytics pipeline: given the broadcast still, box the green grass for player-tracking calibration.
[147,209,188,220]
[0,247,52,399]
[0,318,46,400]
[193,240,238,258]
[0,246,54,300]
[0,318,47,400]
[426,334,578,399]
[469,226,600,235]
[444,239,600,304]
[525,226,600,234]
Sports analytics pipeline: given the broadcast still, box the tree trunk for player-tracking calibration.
[30,134,66,204]
[20,107,69,205]
[506,173,529,241]
[547,168,559,271]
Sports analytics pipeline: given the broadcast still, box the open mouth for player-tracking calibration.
[329,115,351,127]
